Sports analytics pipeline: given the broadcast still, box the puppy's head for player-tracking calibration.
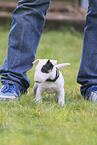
[32,59,57,83]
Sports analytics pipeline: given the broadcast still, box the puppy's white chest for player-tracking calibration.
[40,82,59,94]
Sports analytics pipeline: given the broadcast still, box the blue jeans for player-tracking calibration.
[77,0,97,96]
[0,0,51,92]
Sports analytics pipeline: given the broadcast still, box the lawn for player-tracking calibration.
[0,26,97,145]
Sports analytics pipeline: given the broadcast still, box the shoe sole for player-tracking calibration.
[0,95,16,101]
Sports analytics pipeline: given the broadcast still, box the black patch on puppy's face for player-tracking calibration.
[41,60,53,73]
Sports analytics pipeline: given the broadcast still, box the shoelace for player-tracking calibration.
[1,84,20,96]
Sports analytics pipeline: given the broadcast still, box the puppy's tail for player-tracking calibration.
[55,63,71,68]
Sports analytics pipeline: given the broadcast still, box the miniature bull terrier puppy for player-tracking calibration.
[32,59,70,105]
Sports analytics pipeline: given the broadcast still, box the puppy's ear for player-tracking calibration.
[32,59,40,64]
[49,60,57,66]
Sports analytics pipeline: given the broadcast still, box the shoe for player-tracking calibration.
[0,84,20,101]
[85,86,97,102]
[88,91,97,102]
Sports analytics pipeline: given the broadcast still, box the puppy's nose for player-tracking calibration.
[34,75,43,83]
[34,77,42,83]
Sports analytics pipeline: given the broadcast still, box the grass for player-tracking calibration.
[0,26,97,145]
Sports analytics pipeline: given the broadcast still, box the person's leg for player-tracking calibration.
[0,0,51,93]
[77,0,97,100]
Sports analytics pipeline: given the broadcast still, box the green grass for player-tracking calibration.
[0,27,97,145]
